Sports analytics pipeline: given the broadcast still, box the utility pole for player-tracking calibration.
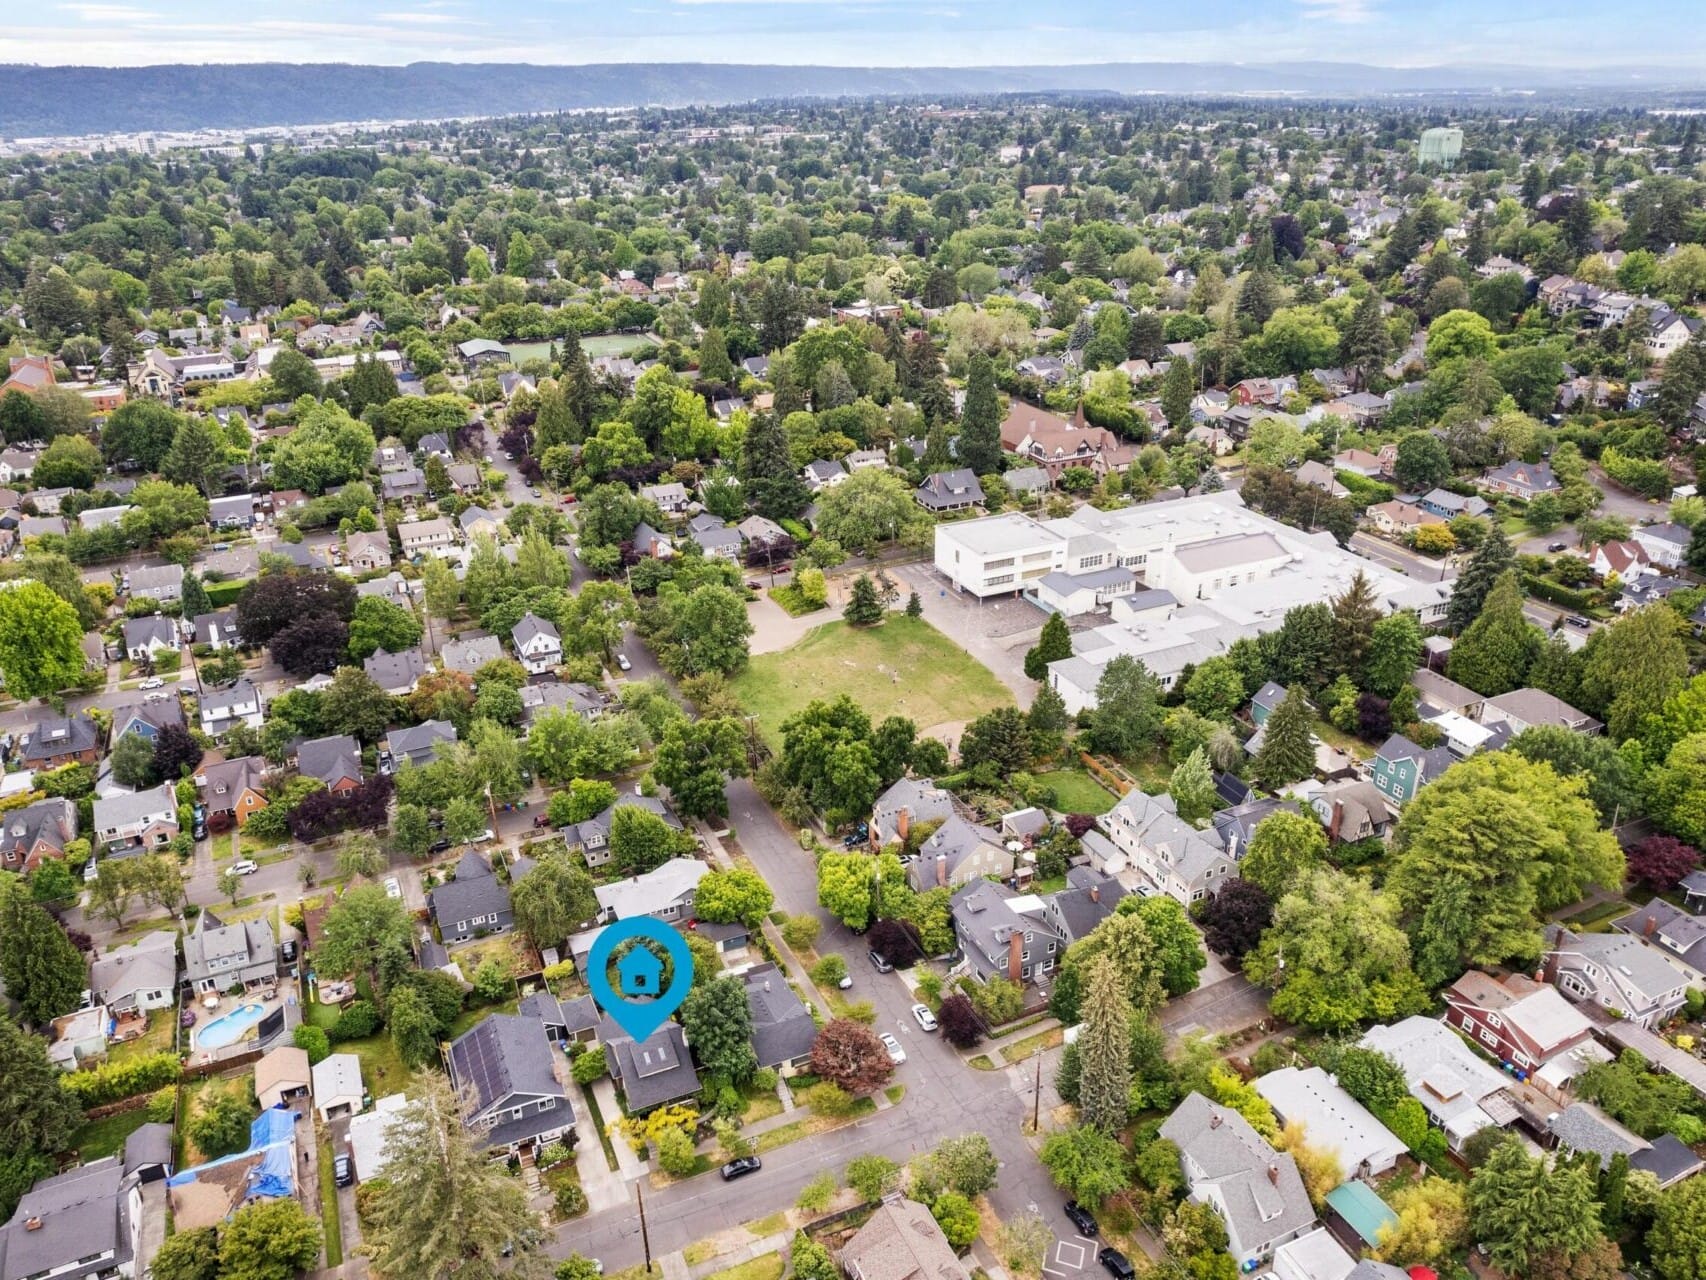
[637,1181,652,1272]
[1032,1053,1042,1130]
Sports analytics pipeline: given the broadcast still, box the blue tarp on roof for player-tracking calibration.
[167,1105,297,1205]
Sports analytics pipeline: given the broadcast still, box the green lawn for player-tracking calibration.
[72,1107,156,1161]
[730,616,1011,745]
[318,1136,344,1267]
[705,1253,783,1280]
[1033,769,1116,815]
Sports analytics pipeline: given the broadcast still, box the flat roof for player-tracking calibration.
[936,513,1061,557]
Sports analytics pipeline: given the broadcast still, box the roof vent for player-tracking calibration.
[24,1218,42,1232]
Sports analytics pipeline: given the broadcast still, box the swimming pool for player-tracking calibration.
[196,1002,267,1050]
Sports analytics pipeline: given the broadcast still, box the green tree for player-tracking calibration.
[843,574,884,627]
[1426,309,1497,365]
[1254,686,1316,786]
[362,1075,552,1280]
[1329,570,1382,681]
[1241,809,1327,899]
[817,851,881,931]
[846,1154,901,1201]
[149,1229,220,1280]
[693,868,774,927]
[188,1089,253,1158]
[1446,527,1513,633]
[0,881,85,1025]
[1388,751,1621,972]
[1580,606,1690,744]
[1652,1176,1706,1280]
[510,852,597,951]
[0,1014,81,1155]
[388,985,441,1068]
[269,348,322,401]
[680,975,758,1083]
[1448,571,1541,696]
[161,415,228,496]
[931,1192,981,1249]
[101,399,183,469]
[958,353,1002,477]
[1025,612,1073,681]
[110,729,157,788]
[0,581,86,700]
[1076,955,1131,1132]
[1039,1124,1129,1205]
[1183,656,1246,722]
[653,716,748,819]
[1468,1141,1603,1279]
[1244,868,1428,1032]
[316,884,413,991]
[1087,656,1162,757]
[608,804,691,873]
[1168,747,1217,824]
[813,469,930,554]
[1160,355,1194,428]
[391,804,431,860]
[218,1199,325,1280]
[1339,290,1390,385]
[1365,612,1423,698]
[1392,432,1452,492]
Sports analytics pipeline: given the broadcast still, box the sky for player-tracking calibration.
[3,0,1702,69]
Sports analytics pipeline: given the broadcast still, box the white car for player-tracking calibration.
[138,676,165,690]
[230,859,259,876]
[911,1003,938,1032]
[145,690,172,703]
[383,876,402,899]
[615,653,631,672]
[879,1032,906,1065]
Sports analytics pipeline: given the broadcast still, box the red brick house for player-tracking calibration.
[0,798,77,873]
[1443,971,1597,1077]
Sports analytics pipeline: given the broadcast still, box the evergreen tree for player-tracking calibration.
[739,413,809,519]
[958,353,1002,477]
[534,379,580,452]
[1028,683,1071,737]
[179,571,212,622]
[1656,329,1706,432]
[1527,632,1584,707]
[0,881,86,1025]
[905,592,923,618]
[1329,570,1381,682]
[0,1014,81,1156]
[161,415,227,497]
[1339,291,1389,387]
[1234,268,1279,332]
[844,575,884,627]
[346,355,399,418]
[558,332,599,433]
[1448,572,1541,696]
[921,422,953,472]
[1025,612,1073,680]
[1160,355,1194,428]
[1254,687,1316,786]
[1445,526,1513,633]
[697,327,734,383]
[1075,955,1130,1133]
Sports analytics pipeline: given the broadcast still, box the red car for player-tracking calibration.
[532,813,554,828]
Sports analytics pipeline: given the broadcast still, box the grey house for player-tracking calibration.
[743,964,817,1075]
[0,1159,141,1280]
[597,1014,701,1113]
[951,878,1064,986]
[429,850,514,942]
[1159,1092,1316,1270]
[363,646,429,696]
[445,1011,574,1153]
[563,794,681,868]
[1546,924,1690,1028]
[383,719,458,771]
[915,469,985,512]
[441,631,505,675]
[90,931,178,1014]
[182,907,278,994]
[297,734,364,792]
[907,815,1013,892]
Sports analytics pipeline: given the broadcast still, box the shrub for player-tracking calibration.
[802,1082,858,1118]
[331,1000,381,1041]
[293,1025,332,1065]
[753,1067,778,1092]
[797,1172,837,1213]
[571,1046,608,1085]
[554,1181,588,1218]
[61,1051,181,1106]
[188,1089,253,1159]
[780,914,821,951]
[655,1126,699,1176]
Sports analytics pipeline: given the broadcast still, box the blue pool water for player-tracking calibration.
[197,1002,266,1049]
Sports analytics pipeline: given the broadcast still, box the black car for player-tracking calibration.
[720,1156,762,1181]
[280,940,298,964]
[333,1153,353,1188]
[429,837,451,853]
[1566,614,1593,629]
[1064,1202,1098,1237]
[1547,542,1569,553]
[868,949,895,974]
[1097,1248,1135,1280]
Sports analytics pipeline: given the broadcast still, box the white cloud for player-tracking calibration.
[1294,0,1375,22]
[58,2,152,20]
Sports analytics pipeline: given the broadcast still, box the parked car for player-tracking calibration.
[1098,1249,1134,1280]
[191,816,207,840]
[146,690,172,703]
[429,838,451,853]
[231,859,259,876]
[879,1032,906,1064]
[533,813,554,828]
[720,1156,762,1181]
[868,949,894,974]
[1566,614,1592,629]
[83,858,99,882]
[911,1003,938,1032]
[138,676,164,690]
[1547,541,1569,553]
[1065,1202,1098,1237]
[615,653,631,671]
[333,1153,353,1188]
[383,876,402,899]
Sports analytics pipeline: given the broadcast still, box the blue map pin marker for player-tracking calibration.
[586,917,693,1043]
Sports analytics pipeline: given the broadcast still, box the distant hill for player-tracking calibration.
[2,60,1702,137]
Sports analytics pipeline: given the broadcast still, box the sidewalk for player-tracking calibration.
[686,1232,790,1280]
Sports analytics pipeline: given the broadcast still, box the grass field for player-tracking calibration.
[730,616,1010,745]
[1033,769,1116,814]
[72,1107,156,1160]
[705,1254,783,1280]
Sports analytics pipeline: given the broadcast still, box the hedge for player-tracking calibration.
[204,578,251,608]
[1335,470,1395,509]
[1522,574,1600,612]
[62,1051,182,1106]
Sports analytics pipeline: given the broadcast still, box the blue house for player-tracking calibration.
[1369,733,1455,806]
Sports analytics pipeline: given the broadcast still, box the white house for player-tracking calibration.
[511,613,562,676]
[312,1052,365,1121]
[1254,1067,1407,1181]
[200,678,264,736]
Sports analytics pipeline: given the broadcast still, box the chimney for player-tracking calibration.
[1209,1113,1222,1130]
[1008,931,1024,983]
[1645,915,1658,938]
[936,854,948,889]
[897,807,910,841]
[1327,800,1344,844]
[1267,1163,1279,1185]
[1089,884,1099,904]
[24,1219,42,1232]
